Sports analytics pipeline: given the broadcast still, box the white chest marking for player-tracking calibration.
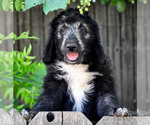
[54,61,102,111]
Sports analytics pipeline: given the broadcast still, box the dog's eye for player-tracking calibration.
[79,24,87,34]
[60,27,65,34]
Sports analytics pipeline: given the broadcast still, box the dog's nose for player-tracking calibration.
[66,43,77,52]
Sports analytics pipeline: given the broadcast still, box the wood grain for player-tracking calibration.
[96,116,150,125]
[0,108,12,125]
[137,0,150,113]
[10,108,26,125]
[63,112,92,125]
[29,112,62,125]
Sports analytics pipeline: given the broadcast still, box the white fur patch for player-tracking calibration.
[54,61,102,111]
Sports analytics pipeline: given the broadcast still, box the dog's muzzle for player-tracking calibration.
[66,43,79,61]
[62,38,83,64]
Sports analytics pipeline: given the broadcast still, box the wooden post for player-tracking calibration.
[10,108,26,125]
[0,108,12,125]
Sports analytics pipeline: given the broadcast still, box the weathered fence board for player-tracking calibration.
[29,112,62,125]
[96,116,150,125]
[10,109,26,125]
[0,108,12,125]
[137,0,150,113]
[121,4,135,111]
[63,112,92,125]
[0,109,150,125]
[0,10,13,51]
[107,4,122,106]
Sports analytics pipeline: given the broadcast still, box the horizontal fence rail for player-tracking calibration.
[0,108,150,125]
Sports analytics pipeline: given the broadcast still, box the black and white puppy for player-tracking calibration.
[27,8,128,122]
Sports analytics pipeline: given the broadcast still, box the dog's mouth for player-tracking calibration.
[66,52,79,61]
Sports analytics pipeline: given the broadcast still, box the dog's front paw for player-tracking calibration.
[20,109,37,122]
[115,107,129,117]
[20,109,31,121]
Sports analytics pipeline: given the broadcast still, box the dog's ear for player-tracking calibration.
[95,38,105,64]
[43,26,56,64]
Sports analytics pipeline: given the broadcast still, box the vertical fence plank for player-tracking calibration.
[13,11,19,50]
[63,112,92,125]
[137,1,150,113]
[44,11,56,46]
[121,4,135,111]
[137,1,146,112]
[17,10,31,52]
[0,108,12,125]
[10,109,26,125]
[0,11,6,50]
[31,6,44,61]
[132,3,137,111]
[0,11,13,51]
[107,4,122,106]
[146,3,150,112]
[95,0,108,53]
[5,10,13,51]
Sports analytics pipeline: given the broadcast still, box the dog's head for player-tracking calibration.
[43,8,105,65]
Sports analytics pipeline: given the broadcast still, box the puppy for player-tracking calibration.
[23,8,128,122]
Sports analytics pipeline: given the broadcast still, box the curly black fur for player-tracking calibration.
[31,8,119,122]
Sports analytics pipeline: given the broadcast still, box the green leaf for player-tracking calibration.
[101,0,110,4]
[29,75,42,83]
[4,104,13,110]
[17,53,24,62]
[24,55,36,60]
[17,31,29,39]
[23,0,43,11]
[0,33,4,39]
[43,0,68,15]
[22,61,32,66]
[27,44,32,55]
[110,0,118,6]
[117,0,126,13]
[2,0,11,11]
[10,2,13,11]
[4,88,12,99]
[4,32,17,40]
[15,0,22,11]
[23,46,27,56]
[17,31,39,40]
[128,0,135,4]
[16,104,25,110]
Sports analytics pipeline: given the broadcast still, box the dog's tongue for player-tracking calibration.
[67,53,79,61]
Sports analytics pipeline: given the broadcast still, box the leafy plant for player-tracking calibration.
[13,44,47,111]
[0,31,39,44]
[0,0,147,13]
[0,32,43,111]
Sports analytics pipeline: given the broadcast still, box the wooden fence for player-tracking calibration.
[0,108,150,125]
[13,1,137,111]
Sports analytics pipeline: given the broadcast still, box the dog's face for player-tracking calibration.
[56,22,90,64]
[43,8,105,65]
